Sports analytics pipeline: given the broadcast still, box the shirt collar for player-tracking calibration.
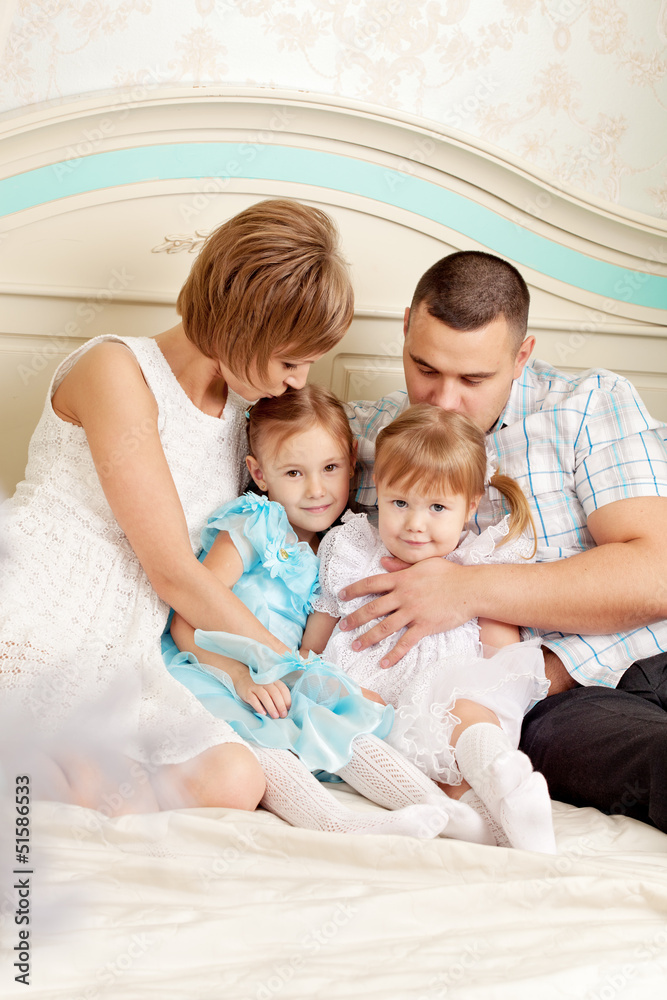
[489,363,537,433]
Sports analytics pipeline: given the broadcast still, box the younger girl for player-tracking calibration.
[164,386,493,843]
[305,404,555,853]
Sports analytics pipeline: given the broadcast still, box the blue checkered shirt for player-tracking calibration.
[345,360,667,686]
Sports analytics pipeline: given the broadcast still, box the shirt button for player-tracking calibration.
[278,548,290,560]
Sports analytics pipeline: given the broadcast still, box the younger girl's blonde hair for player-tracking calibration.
[177,199,354,385]
[248,384,355,466]
[374,404,535,553]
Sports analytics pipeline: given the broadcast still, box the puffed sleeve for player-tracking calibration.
[200,493,279,572]
[451,514,536,566]
[311,512,379,617]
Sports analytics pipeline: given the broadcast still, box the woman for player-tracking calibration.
[0,199,354,814]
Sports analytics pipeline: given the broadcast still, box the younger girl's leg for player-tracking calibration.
[254,745,455,838]
[446,700,556,854]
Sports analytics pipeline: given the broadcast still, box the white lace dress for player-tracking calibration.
[0,335,251,764]
[312,512,549,785]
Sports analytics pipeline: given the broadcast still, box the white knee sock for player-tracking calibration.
[460,790,510,848]
[254,746,449,839]
[455,723,556,854]
[337,735,495,846]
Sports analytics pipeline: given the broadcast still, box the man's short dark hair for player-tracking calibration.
[410,251,530,350]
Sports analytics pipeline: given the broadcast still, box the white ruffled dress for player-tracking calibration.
[312,512,549,785]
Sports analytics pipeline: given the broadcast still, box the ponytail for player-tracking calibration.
[488,473,537,558]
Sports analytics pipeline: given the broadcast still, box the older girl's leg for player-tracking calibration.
[254,745,453,838]
[337,735,495,845]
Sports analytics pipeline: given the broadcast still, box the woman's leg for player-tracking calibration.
[447,699,556,854]
[254,744,459,838]
[48,742,265,814]
[155,743,266,811]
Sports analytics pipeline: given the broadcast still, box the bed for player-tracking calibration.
[1,87,666,999]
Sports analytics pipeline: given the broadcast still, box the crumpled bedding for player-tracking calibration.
[2,784,666,1000]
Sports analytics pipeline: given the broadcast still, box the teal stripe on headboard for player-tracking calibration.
[1,142,665,309]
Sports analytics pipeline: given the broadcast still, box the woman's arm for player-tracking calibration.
[170,531,291,718]
[52,341,288,653]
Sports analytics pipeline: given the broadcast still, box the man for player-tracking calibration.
[342,250,667,831]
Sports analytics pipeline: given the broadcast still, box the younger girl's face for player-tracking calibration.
[376,480,478,563]
[246,425,354,542]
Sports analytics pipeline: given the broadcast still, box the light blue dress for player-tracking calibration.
[162,493,393,774]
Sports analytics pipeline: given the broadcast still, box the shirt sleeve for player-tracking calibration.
[571,376,667,517]
[345,392,407,508]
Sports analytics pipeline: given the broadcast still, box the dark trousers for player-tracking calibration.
[520,651,667,832]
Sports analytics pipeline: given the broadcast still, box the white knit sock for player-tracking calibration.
[455,723,556,854]
[460,790,510,848]
[337,735,495,846]
[255,746,449,839]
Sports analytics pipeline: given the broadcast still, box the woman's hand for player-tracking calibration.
[337,556,478,669]
[234,674,292,719]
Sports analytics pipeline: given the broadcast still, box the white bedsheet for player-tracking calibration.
[2,786,667,1000]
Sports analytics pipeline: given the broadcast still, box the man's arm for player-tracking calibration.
[338,495,667,668]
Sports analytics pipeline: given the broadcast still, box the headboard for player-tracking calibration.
[1,86,666,496]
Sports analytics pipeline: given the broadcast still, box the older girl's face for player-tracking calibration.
[223,349,324,402]
[246,425,354,543]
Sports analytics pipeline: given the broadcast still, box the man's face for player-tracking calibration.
[402,303,534,432]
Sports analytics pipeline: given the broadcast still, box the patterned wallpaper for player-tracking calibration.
[1,0,666,219]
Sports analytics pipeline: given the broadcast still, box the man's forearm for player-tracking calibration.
[468,536,666,635]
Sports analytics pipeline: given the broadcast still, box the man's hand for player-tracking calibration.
[338,556,476,669]
[234,675,292,719]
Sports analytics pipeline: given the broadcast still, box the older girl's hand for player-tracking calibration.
[235,675,292,719]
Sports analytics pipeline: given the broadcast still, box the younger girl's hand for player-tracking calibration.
[235,675,291,719]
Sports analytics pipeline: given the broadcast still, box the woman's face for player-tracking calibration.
[223,349,324,402]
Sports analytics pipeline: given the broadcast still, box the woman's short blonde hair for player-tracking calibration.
[176,199,354,383]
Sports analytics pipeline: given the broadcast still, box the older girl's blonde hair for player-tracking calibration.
[248,384,355,466]
[177,199,354,384]
[375,405,535,552]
